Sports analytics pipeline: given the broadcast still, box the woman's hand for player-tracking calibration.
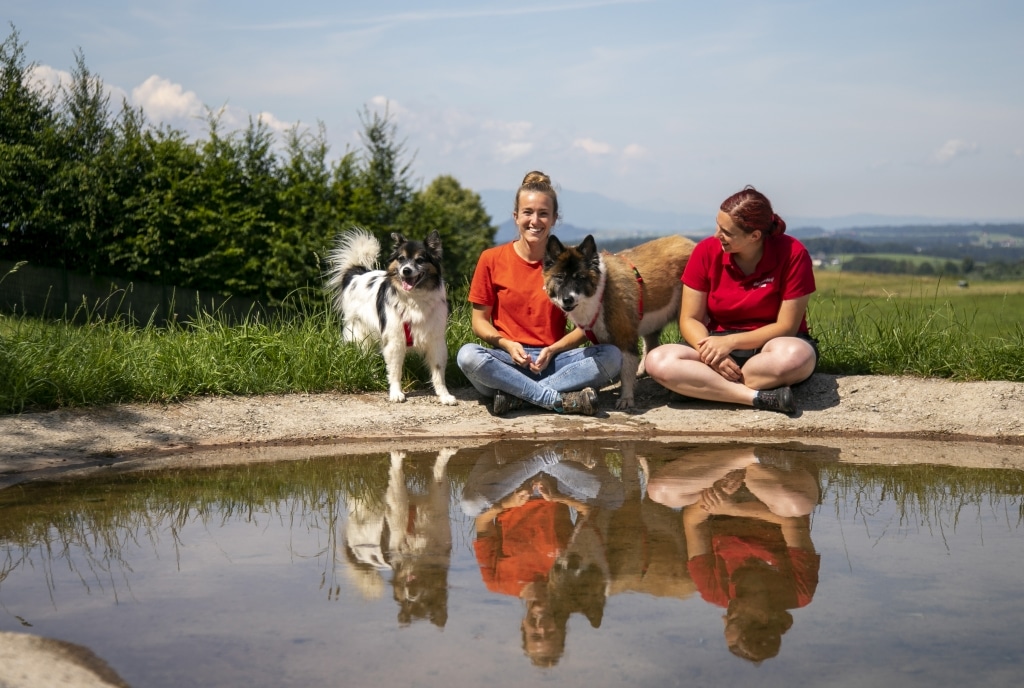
[697,335,744,381]
[504,340,535,368]
[499,488,531,510]
[698,484,739,515]
[696,334,736,366]
[533,475,556,500]
[530,346,554,373]
[711,356,744,382]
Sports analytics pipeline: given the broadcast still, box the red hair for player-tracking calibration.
[720,186,786,237]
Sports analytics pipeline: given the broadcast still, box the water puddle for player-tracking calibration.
[1,439,1022,687]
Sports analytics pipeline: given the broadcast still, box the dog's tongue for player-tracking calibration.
[401,280,415,291]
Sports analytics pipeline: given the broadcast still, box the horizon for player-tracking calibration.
[6,1,1024,222]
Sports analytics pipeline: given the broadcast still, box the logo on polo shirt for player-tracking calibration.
[752,276,775,289]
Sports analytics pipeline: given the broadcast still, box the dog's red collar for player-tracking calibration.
[582,256,645,345]
[404,322,414,346]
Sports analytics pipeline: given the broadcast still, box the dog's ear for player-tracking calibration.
[579,235,597,256]
[390,232,407,248]
[425,229,443,256]
[579,235,601,271]
[544,235,565,270]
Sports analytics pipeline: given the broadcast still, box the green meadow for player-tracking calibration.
[1,271,1022,415]
[806,272,1024,379]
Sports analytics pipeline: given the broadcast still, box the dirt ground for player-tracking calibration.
[3,373,1024,486]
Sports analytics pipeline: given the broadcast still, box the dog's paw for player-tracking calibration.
[389,390,407,403]
[438,394,457,406]
[614,397,636,411]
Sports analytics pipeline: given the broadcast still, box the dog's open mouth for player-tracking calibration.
[401,274,422,291]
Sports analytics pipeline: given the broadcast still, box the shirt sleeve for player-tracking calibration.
[788,548,821,608]
[687,553,730,608]
[682,238,714,292]
[781,239,816,301]
[468,249,496,307]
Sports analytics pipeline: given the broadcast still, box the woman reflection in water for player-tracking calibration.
[462,444,623,666]
[647,446,820,663]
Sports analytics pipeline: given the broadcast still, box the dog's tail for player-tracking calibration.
[324,228,381,297]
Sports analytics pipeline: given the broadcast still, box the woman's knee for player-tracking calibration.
[456,343,485,372]
[758,338,816,378]
[645,344,685,380]
[594,344,623,378]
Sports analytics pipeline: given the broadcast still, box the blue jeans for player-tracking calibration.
[461,446,625,517]
[457,343,622,410]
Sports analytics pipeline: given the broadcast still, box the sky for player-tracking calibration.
[6,0,1024,226]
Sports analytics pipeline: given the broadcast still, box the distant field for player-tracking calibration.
[817,253,963,272]
[811,271,1024,340]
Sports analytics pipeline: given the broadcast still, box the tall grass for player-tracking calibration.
[809,273,1024,379]
[2,272,1023,414]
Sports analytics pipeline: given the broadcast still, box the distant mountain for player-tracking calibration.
[475,187,1017,241]
[477,188,711,242]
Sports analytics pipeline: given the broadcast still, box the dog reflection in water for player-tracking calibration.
[462,444,624,666]
[343,448,455,628]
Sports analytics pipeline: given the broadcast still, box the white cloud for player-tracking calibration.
[494,141,534,163]
[27,64,72,93]
[27,64,130,108]
[622,143,646,159]
[255,111,293,136]
[931,139,979,165]
[131,75,205,121]
[573,138,613,155]
[129,76,296,141]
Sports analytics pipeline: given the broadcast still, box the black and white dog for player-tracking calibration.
[325,228,457,405]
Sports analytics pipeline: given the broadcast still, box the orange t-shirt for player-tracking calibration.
[468,242,568,347]
[473,500,574,596]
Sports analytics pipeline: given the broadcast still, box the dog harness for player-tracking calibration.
[582,257,645,344]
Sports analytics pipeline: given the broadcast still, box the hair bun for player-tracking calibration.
[522,170,551,187]
[770,213,787,237]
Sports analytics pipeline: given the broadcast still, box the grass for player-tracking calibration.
[2,272,1024,414]
[808,272,1024,379]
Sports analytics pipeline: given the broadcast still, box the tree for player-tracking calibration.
[43,49,119,273]
[399,175,495,285]
[0,26,60,263]
[349,104,414,237]
[1,29,496,306]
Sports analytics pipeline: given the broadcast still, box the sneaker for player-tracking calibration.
[558,387,597,416]
[753,386,796,414]
[492,390,525,416]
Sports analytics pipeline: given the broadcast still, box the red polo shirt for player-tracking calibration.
[687,534,820,609]
[683,235,815,333]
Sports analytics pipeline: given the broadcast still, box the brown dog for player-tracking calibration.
[543,234,694,409]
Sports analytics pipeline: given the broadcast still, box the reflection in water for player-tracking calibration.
[1,440,1023,687]
[463,443,624,666]
[648,446,820,662]
[343,449,455,627]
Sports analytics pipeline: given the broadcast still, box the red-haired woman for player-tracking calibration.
[645,187,817,414]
